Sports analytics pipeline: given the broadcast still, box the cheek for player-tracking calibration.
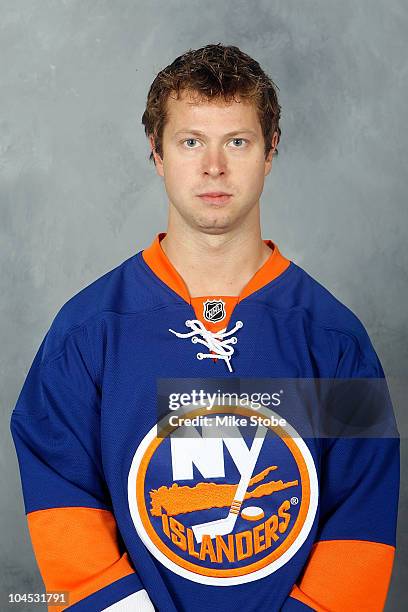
[163,159,180,182]
[235,151,265,171]
[165,152,194,175]
[237,158,266,184]
[163,161,195,198]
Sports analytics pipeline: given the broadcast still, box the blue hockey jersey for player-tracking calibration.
[10,233,399,611]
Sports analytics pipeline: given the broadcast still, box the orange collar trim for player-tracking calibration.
[142,232,291,304]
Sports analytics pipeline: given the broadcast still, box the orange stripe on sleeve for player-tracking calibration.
[289,540,395,612]
[27,507,135,611]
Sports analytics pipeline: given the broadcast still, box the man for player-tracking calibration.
[10,43,399,611]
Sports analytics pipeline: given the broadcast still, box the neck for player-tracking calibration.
[160,211,272,298]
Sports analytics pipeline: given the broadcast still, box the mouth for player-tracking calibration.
[197,192,232,204]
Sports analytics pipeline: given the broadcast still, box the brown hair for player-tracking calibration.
[141,43,281,164]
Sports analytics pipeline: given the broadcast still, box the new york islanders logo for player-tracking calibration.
[128,405,318,585]
[203,299,226,323]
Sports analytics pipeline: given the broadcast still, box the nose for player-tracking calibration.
[202,146,227,177]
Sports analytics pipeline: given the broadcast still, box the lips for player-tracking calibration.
[197,192,232,204]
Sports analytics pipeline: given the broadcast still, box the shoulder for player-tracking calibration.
[288,263,366,334]
[286,262,382,375]
[42,250,161,359]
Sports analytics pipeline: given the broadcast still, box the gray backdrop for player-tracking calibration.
[1,1,407,610]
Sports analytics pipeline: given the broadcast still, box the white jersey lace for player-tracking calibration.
[169,319,244,373]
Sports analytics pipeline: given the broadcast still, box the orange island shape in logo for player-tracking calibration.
[149,465,298,517]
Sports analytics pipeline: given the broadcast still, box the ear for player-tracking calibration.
[264,131,279,176]
[149,135,164,177]
[271,130,279,153]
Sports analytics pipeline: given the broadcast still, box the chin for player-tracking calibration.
[193,214,240,234]
[196,226,231,235]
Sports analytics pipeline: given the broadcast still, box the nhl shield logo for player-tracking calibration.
[203,299,226,323]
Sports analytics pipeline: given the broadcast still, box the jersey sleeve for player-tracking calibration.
[10,326,155,612]
[281,328,400,612]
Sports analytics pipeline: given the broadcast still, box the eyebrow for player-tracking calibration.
[174,129,258,138]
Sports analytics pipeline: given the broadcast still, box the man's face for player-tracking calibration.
[150,90,278,235]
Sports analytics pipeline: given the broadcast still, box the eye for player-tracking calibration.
[230,138,248,148]
[183,138,200,148]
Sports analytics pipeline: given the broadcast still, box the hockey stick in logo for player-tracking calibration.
[191,424,268,543]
